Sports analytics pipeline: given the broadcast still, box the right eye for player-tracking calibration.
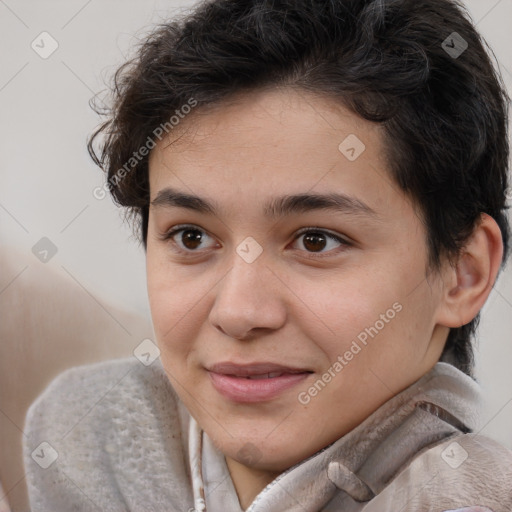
[160,224,219,254]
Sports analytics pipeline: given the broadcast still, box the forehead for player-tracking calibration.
[147,88,409,221]
[151,87,380,154]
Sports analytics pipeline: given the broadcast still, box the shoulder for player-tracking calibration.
[25,356,177,436]
[416,433,512,486]
[23,357,192,511]
[367,433,512,512]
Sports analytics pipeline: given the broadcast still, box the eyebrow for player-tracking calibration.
[150,187,378,219]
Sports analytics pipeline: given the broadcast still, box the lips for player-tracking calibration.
[207,362,311,376]
[243,372,286,380]
[206,362,313,403]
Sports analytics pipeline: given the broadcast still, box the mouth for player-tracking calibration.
[206,362,313,403]
[239,372,296,380]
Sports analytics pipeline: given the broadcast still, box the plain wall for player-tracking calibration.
[1,0,511,449]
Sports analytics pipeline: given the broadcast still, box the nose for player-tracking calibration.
[208,251,287,341]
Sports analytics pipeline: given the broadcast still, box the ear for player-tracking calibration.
[436,213,504,328]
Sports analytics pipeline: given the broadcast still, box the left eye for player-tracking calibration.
[161,225,350,256]
[292,228,350,256]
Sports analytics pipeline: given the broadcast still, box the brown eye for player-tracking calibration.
[302,232,328,252]
[162,225,217,254]
[293,228,351,257]
[180,228,204,250]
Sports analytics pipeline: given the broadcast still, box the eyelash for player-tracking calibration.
[159,224,352,259]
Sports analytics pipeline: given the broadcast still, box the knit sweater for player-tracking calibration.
[22,357,512,511]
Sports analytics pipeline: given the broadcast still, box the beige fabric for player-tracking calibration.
[0,481,11,512]
[191,363,512,511]
[22,356,512,511]
[0,246,153,511]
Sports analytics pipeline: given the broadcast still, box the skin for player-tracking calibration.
[146,87,503,509]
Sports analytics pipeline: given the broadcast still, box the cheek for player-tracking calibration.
[146,254,194,346]
[295,267,429,367]
[148,284,198,349]
[293,274,398,343]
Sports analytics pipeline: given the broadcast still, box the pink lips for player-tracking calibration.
[207,362,312,403]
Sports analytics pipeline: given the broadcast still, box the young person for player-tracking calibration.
[23,0,512,510]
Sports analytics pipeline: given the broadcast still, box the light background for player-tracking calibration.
[1,0,511,447]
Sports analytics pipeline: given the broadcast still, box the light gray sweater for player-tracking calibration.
[22,358,512,511]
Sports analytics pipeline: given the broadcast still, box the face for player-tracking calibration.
[146,87,449,472]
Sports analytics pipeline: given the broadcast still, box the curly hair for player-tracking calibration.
[87,0,511,377]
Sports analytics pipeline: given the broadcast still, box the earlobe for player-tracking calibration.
[437,213,504,328]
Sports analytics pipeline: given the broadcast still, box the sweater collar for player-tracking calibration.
[188,362,482,511]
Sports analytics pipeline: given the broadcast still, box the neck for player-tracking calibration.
[225,456,281,510]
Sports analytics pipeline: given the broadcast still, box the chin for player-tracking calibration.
[214,434,309,472]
